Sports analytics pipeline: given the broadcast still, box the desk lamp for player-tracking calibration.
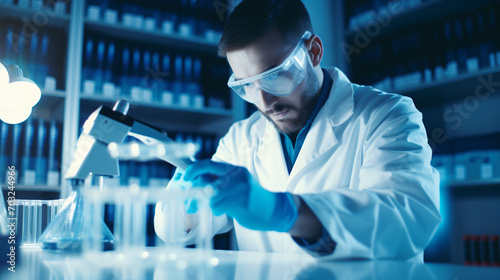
[0,62,41,124]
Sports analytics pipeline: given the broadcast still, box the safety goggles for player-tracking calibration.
[227,31,312,103]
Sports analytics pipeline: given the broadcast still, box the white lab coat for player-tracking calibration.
[155,68,441,261]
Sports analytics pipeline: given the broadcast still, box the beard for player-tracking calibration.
[258,68,321,137]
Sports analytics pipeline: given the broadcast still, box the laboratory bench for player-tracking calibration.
[1,247,500,280]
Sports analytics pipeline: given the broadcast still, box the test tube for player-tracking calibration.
[21,200,42,246]
[15,199,64,247]
[83,186,214,263]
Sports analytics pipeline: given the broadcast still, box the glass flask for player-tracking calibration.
[38,183,116,251]
[38,141,199,251]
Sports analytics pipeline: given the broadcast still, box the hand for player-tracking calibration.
[183,160,298,232]
[166,169,198,214]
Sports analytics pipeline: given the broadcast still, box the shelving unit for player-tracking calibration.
[84,19,220,52]
[391,67,500,106]
[0,0,244,197]
[0,2,71,29]
[1,184,59,192]
[446,178,500,188]
[344,0,497,39]
[338,0,500,264]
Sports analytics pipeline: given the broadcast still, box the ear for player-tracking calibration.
[306,35,323,67]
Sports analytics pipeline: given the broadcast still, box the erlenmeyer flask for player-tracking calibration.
[39,183,115,251]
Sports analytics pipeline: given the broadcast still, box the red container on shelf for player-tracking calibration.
[492,235,500,267]
[464,235,472,265]
[482,235,491,266]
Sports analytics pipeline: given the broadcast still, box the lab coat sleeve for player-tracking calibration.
[300,97,441,260]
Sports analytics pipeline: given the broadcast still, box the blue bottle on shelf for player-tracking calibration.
[35,119,48,185]
[173,54,184,106]
[159,53,173,104]
[47,120,60,186]
[150,51,161,101]
[86,0,102,21]
[142,49,153,102]
[38,33,51,90]
[443,21,458,78]
[93,40,105,95]
[10,124,22,181]
[130,47,143,101]
[485,6,500,67]
[0,123,9,184]
[82,37,95,95]
[3,26,17,66]
[177,0,191,36]
[453,17,469,74]
[103,0,120,24]
[476,9,496,69]
[26,33,39,86]
[102,41,116,98]
[191,57,204,108]
[21,118,36,185]
[161,0,177,34]
[119,46,132,98]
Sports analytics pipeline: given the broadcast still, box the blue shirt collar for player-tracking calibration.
[305,68,333,127]
[280,68,333,173]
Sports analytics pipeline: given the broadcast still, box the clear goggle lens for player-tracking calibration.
[227,31,312,103]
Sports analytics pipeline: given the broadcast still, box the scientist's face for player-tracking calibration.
[226,28,321,136]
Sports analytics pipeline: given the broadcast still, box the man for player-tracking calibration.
[155,0,440,261]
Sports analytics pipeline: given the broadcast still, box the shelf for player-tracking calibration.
[344,0,495,39]
[0,3,71,30]
[444,177,500,188]
[1,185,60,192]
[31,89,66,120]
[386,67,500,106]
[79,95,233,129]
[85,19,220,53]
[38,89,65,107]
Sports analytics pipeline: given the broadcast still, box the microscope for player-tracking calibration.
[39,100,194,250]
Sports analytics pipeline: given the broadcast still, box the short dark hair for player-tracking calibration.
[218,0,314,57]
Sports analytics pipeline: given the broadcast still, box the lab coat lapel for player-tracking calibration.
[255,120,290,191]
[288,68,355,184]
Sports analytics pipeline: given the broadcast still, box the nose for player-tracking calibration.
[255,88,278,109]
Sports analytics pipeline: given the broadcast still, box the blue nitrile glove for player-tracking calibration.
[168,169,198,214]
[183,160,298,232]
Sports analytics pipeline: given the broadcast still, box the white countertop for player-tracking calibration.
[2,247,500,280]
